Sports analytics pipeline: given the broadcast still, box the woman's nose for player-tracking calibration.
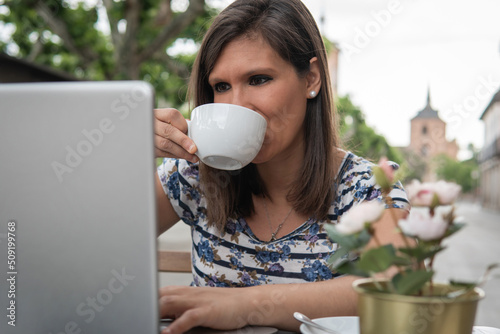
[214,87,250,109]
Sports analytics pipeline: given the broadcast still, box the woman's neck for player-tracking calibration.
[256,144,305,202]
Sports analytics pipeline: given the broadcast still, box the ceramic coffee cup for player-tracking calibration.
[187,103,267,170]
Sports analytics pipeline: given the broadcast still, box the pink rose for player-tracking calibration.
[406,180,461,207]
[398,206,452,241]
[336,201,385,235]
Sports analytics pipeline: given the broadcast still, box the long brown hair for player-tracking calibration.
[189,0,341,229]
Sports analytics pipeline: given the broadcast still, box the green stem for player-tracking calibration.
[387,201,411,250]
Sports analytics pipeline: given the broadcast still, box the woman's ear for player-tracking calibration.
[306,57,322,99]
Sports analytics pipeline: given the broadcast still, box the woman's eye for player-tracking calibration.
[249,75,272,86]
[214,82,231,93]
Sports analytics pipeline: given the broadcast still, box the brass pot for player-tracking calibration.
[353,278,484,334]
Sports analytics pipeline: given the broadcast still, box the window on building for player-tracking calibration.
[422,126,428,135]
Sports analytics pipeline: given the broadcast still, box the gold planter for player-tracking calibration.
[353,278,484,334]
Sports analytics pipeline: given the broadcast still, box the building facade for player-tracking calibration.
[408,90,459,181]
[479,89,500,211]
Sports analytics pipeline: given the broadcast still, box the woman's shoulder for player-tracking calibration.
[336,150,376,181]
[333,151,389,205]
[336,150,400,180]
[332,150,409,214]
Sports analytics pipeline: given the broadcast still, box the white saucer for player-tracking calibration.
[473,327,500,334]
[299,316,500,334]
[300,316,359,334]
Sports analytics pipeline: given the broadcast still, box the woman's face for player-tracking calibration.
[208,34,317,165]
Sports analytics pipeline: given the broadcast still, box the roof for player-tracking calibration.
[412,88,441,120]
[480,89,500,120]
[0,53,78,82]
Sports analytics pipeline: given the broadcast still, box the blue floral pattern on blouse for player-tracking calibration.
[158,151,410,287]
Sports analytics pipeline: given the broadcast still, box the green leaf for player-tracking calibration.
[335,260,370,277]
[358,245,396,273]
[398,245,446,262]
[449,280,477,289]
[326,245,350,269]
[373,166,391,190]
[430,193,440,208]
[392,256,413,267]
[444,223,465,238]
[392,270,434,295]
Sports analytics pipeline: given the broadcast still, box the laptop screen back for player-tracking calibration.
[0,81,159,333]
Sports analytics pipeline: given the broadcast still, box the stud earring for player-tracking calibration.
[309,91,317,98]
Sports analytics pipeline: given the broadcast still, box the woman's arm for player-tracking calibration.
[160,208,407,333]
[160,275,359,334]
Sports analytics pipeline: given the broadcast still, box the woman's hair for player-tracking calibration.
[189,0,341,229]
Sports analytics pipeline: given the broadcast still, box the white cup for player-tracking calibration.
[187,103,267,170]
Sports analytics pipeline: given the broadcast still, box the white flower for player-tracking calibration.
[398,206,452,241]
[433,181,462,205]
[406,180,461,207]
[336,201,385,235]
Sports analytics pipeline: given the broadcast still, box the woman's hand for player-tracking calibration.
[154,108,198,162]
[159,286,252,334]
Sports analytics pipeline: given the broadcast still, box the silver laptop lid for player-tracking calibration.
[0,81,158,333]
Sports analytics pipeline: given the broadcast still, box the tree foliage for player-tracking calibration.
[336,95,403,164]
[0,0,218,108]
[434,154,479,193]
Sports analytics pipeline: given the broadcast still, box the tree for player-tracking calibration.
[336,95,403,164]
[0,0,218,108]
[434,154,479,194]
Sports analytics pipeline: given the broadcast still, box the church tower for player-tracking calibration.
[408,88,459,180]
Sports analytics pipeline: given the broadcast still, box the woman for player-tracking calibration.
[154,0,409,333]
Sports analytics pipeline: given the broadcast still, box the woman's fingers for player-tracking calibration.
[158,286,249,334]
[154,134,197,162]
[162,308,207,334]
[159,288,206,334]
[154,108,198,161]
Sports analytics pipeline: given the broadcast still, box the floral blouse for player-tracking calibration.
[157,151,410,287]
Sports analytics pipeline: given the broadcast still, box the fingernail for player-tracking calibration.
[192,156,199,163]
[188,144,196,154]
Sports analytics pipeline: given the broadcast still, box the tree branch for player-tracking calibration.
[27,34,43,62]
[102,0,121,53]
[118,0,141,78]
[138,0,205,63]
[35,1,98,68]
[153,52,191,82]
[154,0,173,26]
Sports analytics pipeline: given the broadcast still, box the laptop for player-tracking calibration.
[0,81,159,333]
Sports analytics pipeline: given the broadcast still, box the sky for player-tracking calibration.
[214,0,500,160]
